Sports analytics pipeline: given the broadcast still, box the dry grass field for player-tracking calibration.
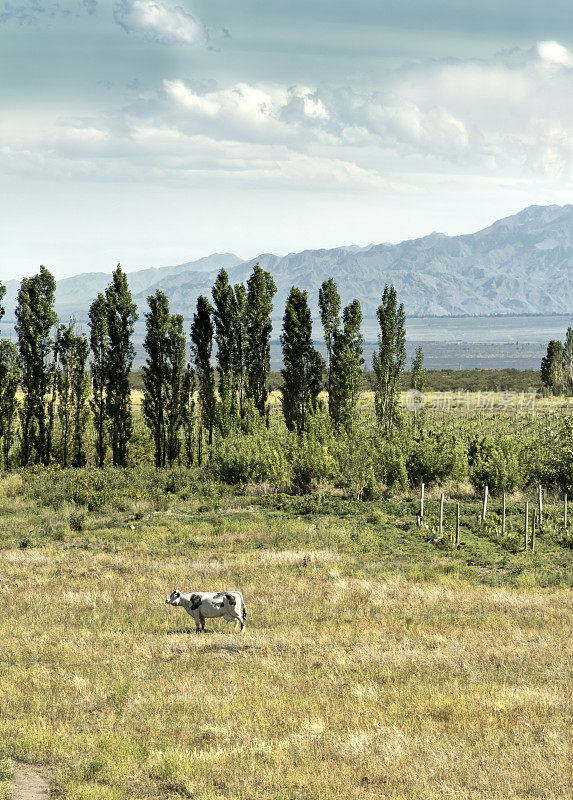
[0,477,571,800]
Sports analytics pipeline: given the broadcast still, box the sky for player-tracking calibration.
[2,0,573,281]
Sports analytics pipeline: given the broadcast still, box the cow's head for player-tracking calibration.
[166,590,182,606]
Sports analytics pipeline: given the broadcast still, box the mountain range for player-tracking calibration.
[2,204,573,322]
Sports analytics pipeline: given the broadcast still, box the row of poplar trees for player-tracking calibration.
[0,263,410,469]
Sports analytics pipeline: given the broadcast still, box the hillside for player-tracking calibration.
[2,205,573,320]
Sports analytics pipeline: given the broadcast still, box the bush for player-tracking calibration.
[406,430,468,485]
[469,436,522,494]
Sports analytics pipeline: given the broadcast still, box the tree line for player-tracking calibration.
[0,264,413,469]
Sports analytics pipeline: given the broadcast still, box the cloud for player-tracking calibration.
[113,0,207,45]
[6,41,573,189]
[537,40,573,68]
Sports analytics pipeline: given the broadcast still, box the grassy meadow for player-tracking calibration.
[0,471,571,800]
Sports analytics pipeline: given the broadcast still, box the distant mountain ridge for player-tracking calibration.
[2,205,573,320]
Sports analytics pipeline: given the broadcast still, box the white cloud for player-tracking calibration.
[537,40,573,68]
[113,0,207,46]
[6,42,573,190]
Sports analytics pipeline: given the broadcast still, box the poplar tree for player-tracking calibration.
[15,265,58,465]
[330,299,363,432]
[0,339,19,468]
[410,346,426,392]
[0,280,19,467]
[142,291,187,467]
[105,266,138,467]
[563,327,573,395]
[88,293,109,467]
[541,340,565,396]
[233,282,248,422]
[55,323,89,467]
[245,264,276,416]
[142,291,171,467]
[280,287,324,433]
[165,312,187,466]
[190,295,216,445]
[182,365,196,466]
[212,269,237,433]
[372,284,406,433]
[318,278,341,416]
[70,330,89,467]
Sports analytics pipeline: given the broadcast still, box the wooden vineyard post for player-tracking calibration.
[565,493,568,530]
[482,485,489,522]
[420,483,425,518]
[524,501,529,550]
[439,493,444,537]
[502,492,506,535]
[455,503,460,548]
[532,510,536,554]
[538,485,543,528]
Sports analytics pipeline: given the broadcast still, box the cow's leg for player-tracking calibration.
[228,609,244,632]
[199,613,206,632]
[192,610,202,633]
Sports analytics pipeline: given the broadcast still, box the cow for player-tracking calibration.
[166,589,246,633]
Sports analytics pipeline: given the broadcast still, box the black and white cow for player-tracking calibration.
[166,589,246,632]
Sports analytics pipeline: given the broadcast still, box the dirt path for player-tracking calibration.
[8,763,50,800]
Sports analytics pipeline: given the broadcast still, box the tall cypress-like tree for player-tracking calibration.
[70,330,89,467]
[245,264,276,416]
[105,266,138,467]
[15,265,58,465]
[280,287,324,433]
[372,284,406,432]
[0,339,19,468]
[410,346,426,392]
[541,340,565,396]
[330,299,363,432]
[318,278,341,416]
[55,323,89,467]
[233,282,248,422]
[563,327,573,396]
[0,280,20,468]
[142,291,171,468]
[142,291,187,467]
[212,269,238,433]
[88,293,109,467]
[190,295,216,445]
[182,365,196,467]
[165,312,187,466]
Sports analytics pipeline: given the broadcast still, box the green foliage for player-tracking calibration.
[469,436,522,494]
[318,278,341,416]
[372,284,406,432]
[245,264,276,416]
[190,295,216,445]
[411,345,426,392]
[0,339,19,469]
[525,418,573,493]
[541,339,565,395]
[15,265,58,465]
[280,286,324,433]
[330,299,363,432]
[407,429,468,485]
[211,426,288,485]
[105,265,138,467]
[55,322,89,468]
[88,293,109,467]
[142,291,187,467]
